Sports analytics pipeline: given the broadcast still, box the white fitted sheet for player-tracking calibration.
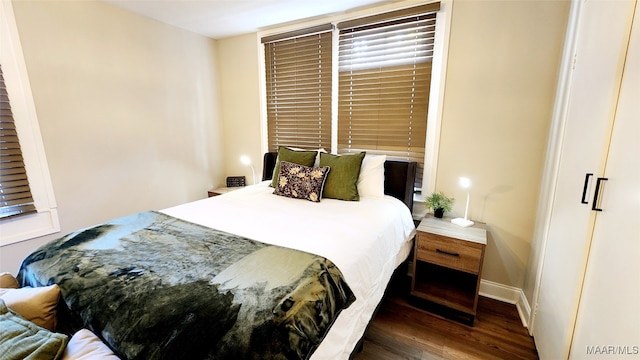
[161,181,416,359]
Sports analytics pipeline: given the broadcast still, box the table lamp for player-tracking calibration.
[451,177,474,227]
[240,155,256,185]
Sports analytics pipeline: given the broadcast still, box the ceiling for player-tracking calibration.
[102,0,395,39]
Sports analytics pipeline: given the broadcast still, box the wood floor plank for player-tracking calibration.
[352,284,538,360]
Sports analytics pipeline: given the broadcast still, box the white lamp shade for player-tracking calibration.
[452,176,474,227]
[459,177,471,189]
[240,155,256,185]
[240,155,251,166]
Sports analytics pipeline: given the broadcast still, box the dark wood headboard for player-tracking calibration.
[261,152,417,210]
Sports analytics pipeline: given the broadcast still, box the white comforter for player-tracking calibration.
[161,181,415,359]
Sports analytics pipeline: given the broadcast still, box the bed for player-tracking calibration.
[17,150,417,360]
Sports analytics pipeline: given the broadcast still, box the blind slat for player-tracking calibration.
[337,3,440,30]
[261,23,333,43]
[0,204,36,218]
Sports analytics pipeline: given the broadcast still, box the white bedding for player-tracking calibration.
[161,181,416,359]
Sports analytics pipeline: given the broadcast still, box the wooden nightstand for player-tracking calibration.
[207,187,243,197]
[411,215,487,325]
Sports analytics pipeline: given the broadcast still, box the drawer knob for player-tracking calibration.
[436,248,460,257]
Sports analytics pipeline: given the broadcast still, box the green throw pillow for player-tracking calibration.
[319,152,366,201]
[0,299,68,360]
[270,147,318,187]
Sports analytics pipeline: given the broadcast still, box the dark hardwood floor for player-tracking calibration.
[352,276,539,360]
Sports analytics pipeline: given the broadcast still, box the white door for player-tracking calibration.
[532,1,636,359]
[569,4,640,358]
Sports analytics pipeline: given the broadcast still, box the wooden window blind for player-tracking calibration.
[337,3,440,188]
[263,24,333,151]
[0,64,37,219]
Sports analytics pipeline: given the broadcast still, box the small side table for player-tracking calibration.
[411,215,487,325]
[207,187,243,197]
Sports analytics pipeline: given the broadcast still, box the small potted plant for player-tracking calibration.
[424,191,454,218]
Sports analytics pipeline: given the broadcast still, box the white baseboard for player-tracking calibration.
[479,279,531,329]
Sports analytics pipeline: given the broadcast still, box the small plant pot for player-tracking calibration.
[434,208,445,218]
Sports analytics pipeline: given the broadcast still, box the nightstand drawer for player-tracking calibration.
[416,233,483,274]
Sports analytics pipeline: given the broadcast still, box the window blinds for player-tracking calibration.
[0,64,37,219]
[337,3,440,187]
[263,24,333,151]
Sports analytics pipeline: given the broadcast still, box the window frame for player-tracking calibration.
[259,0,451,197]
[1,1,60,246]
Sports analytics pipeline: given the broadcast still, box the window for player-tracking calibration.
[0,64,37,219]
[337,4,439,187]
[263,24,333,151]
[262,3,441,190]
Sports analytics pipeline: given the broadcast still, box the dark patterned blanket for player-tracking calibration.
[17,211,355,360]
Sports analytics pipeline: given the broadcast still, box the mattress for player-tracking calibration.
[161,181,416,359]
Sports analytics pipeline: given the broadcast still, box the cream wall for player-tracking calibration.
[436,0,570,288]
[215,0,570,292]
[0,0,223,274]
[216,33,264,184]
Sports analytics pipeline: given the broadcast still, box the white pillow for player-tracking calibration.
[357,155,386,198]
[62,329,121,360]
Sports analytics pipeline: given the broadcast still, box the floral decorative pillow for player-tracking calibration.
[273,161,330,202]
